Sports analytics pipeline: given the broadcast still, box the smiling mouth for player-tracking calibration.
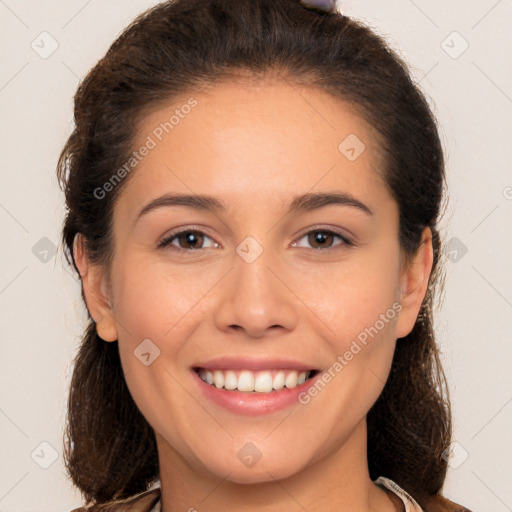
[192,367,320,393]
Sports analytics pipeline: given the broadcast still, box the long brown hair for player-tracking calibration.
[57,0,451,506]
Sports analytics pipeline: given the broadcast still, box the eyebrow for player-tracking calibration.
[136,191,374,221]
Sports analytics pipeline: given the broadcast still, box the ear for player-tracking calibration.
[395,227,434,339]
[73,233,118,342]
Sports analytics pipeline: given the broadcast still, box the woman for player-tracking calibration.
[58,0,472,510]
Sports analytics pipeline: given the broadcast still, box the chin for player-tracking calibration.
[218,462,302,485]
[197,447,309,485]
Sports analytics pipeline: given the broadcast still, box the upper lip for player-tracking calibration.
[192,356,319,372]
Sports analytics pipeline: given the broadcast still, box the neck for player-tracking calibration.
[155,419,397,512]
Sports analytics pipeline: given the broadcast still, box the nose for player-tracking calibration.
[213,245,300,338]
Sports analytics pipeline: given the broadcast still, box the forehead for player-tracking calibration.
[119,79,390,217]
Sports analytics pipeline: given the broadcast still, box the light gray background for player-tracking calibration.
[1,1,511,510]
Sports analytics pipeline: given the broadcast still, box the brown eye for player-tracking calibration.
[292,229,353,250]
[308,231,335,249]
[176,231,204,249]
[158,229,218,251]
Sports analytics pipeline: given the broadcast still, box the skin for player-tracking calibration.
[74,76,433,512]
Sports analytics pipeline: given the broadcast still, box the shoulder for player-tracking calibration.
[68,485,473,512]
[419,493,473,512]
[70,488,161,512]
[375,476,472,512]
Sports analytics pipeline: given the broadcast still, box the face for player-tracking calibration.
[79,77,430,485]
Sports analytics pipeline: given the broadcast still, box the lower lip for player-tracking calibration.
[191,369,322,416]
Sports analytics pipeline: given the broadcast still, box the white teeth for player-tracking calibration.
[197,369,312,392]
[224,370,237,390]
[285,371,298,388]
[273,371,285,390]
[237,371,254,392]
[254,372,273,393]
[213,370,224,389]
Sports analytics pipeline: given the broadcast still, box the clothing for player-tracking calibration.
[70,476,472,512]
[375,476,424,511]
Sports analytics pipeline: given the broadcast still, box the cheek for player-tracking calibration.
[111,254,221,341]
[303,254,401,345]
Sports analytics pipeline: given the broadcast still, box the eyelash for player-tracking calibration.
[157,227,354,253]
